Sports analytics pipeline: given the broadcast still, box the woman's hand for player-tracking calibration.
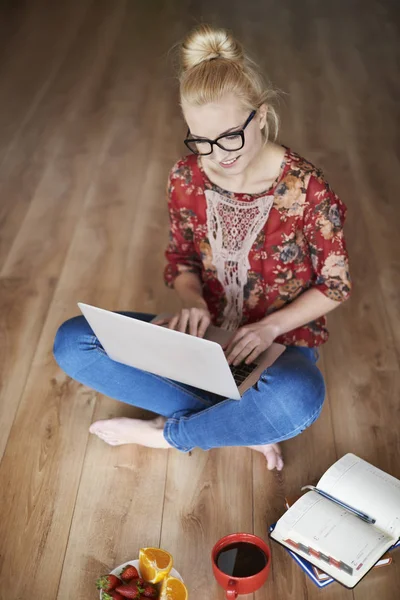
[224,321,281,365]
[154,306,211,338]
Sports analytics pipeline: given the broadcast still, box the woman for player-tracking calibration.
[54,25,351,471]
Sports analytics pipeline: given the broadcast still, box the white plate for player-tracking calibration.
[100,559,183,598]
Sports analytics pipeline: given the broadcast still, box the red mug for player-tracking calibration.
[211,533,271,598]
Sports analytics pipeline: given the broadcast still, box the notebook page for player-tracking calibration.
[317,454,400,538]
[271,491,394,587]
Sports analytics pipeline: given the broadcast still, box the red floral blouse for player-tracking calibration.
[164,148,351,347]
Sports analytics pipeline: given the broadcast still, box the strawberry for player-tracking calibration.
[141,583,158,598]
[96,574,122,591]
[116,582,144,599]
[120,565,139,582]
[103,592,125,600]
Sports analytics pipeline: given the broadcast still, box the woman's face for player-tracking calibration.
[182,94,267,175]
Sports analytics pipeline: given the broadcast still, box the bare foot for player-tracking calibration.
[248,443,284,471]
[89,416,171,449]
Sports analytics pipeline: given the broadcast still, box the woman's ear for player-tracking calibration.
[258,104,268,129]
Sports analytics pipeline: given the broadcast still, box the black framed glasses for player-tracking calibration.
[184,110,257,156]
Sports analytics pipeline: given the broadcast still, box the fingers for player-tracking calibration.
[226,331,268,365]
[230,341,258,366]
[167,308,210,337]
[226,331,255,365]
[188,308,209,336]
[153,317,169,326]
[197,314,210,338]
[177,309,190,333]
[167,314,180,331]
[189,310,199,336]
[224,328,248,357]
[244,346,262,365]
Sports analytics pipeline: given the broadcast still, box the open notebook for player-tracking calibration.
[270,454,400,588]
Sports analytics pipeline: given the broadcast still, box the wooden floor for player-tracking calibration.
[0,0,399,598]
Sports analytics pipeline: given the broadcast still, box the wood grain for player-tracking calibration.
[0,0,399,599]
[0,277,56,460]
[161,447,254,600]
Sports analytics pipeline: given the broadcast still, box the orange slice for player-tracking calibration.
[160,576,188,600]
[139,547,173,584]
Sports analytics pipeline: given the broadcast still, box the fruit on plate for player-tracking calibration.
[103,592,125,600]
[139,548,173,584]
[96,574,122,591]
[120,565,140,582]
[141,582,158,598]
[116,581,145,599]
[159,576,188,600]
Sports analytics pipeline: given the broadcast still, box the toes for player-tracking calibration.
[89,420,109,434]
[89,420,118,438]
[91,429,109,439]
[94,431,121,446]
[270,444,284,471]
[89,421,125,446]
[266,451,277,470]
[264,445,284,471]
[271,443,282,456]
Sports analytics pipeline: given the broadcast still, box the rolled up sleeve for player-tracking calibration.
[303,174,351,303]
[164,169,203,289]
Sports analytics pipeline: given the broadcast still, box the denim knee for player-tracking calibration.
[256,353,326,433]
[53,315,95,378]
[280,361,326,425]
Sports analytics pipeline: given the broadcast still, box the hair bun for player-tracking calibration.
[181,24,244,71]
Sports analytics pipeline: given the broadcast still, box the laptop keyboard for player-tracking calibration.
[230,362,258,386]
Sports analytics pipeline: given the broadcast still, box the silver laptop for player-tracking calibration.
[78,303,285,400]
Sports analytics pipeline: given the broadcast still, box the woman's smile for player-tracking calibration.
[219,155,240,168]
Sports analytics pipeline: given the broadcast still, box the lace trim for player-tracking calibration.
[205,190,274,330]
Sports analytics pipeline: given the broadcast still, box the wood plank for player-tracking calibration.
[318,16,400,362]
[0,0,27,60]
[0,0,114,271]
[0,0,131,468]
[0,277,56,460]
[161,447,254,600]
[0,0,91,163]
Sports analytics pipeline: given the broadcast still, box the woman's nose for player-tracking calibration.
[212,147,230,163]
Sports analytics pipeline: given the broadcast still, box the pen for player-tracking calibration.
[301,485,376,524]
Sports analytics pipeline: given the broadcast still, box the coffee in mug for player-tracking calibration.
[212,533,271,598]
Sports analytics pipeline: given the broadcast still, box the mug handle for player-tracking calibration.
[226,580,238,599]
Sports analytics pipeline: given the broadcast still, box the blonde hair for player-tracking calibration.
[179,24,279,142]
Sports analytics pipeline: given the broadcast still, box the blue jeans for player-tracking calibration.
[53,312,325,452]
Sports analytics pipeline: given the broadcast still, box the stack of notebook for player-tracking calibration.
[269,523,400,588]
[269,454,400,588]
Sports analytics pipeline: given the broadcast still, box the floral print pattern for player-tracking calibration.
[164,148,351,347]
